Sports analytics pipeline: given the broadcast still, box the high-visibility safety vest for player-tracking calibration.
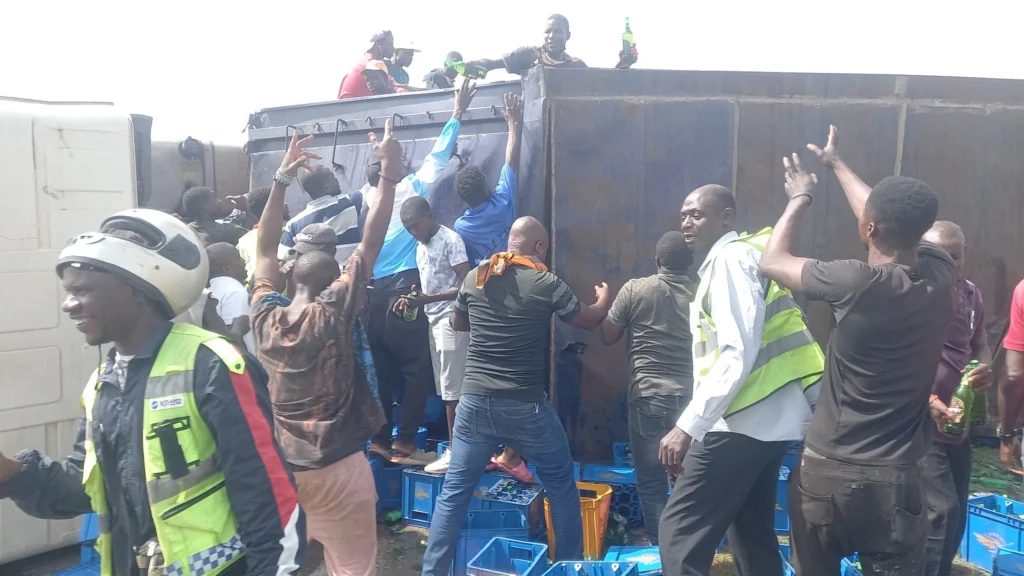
[81,323,247,576]
[691,228,825,416]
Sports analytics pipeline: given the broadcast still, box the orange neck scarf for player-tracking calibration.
[476,252,548,288]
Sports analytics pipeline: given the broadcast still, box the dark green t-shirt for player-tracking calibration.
[454,263,581,402]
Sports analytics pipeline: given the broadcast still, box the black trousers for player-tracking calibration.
[367,289,434,446]
[659,432,788,576]
[790,450,926,576]
[920,440,972,576]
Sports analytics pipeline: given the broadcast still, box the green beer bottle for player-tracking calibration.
[402,286,420,322]
[943,359,980,437]
[445,60,487,80]
[622,18,635,56]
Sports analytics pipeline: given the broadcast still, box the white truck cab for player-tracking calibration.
[0,97,136,564]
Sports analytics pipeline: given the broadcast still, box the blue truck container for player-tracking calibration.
[453,510,530,576]
[960,494,1024,570]
[467,538,549,576]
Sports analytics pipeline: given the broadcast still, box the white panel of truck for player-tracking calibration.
[0,97,136,564]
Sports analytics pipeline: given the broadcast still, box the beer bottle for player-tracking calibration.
[943,360,980,437]
[445,60,487,80]
[622,18,635,56]
[403,286,420,322]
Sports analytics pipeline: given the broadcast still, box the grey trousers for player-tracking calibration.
[628,395,688,544]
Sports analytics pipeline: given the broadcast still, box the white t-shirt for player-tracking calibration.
[208,276,255,353]
[416,226,469,325]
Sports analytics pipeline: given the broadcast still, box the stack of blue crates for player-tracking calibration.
[582,464,642,527]
[369,426,429,515]
[775,444,801,535]
[960,494,1024,571]
[613,443,634,467]
[467,537,549,576]
[542,561,639,576]
[453,511,530,576]
[402,470,545,536]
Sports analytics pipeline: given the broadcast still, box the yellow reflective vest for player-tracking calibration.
[81,323,247,576]
[691,228,825,416]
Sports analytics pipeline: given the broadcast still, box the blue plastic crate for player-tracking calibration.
[369,453,404,514]
[452,510,530,576]
[583,465,642,527]
[604,546,661,576]
[775,459,794,535]
[403,468,446,528]
[613,443,634,467]
[54,565,100,576]
[467,538,549,576]
[996,547,1024,575]
[841,556,861,576]
[960,494,1024,570]
[542,561,639,576]
[438,441,450,458]
[472,473,544,536]
[583,465,636,486]
[78,513,101,565]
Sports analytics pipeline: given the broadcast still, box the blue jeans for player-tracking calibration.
[421,394,583,575]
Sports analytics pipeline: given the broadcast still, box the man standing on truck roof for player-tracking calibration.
[424,51,463,90]
[759,127,955,575]
[0,209,304,576]
[362,78,476,467]
[422,216,612,574]
[918,219,993,576]
[600,231,695,545]
[465,14,638,75]
[658,184,824,576]
[249,128,399,576]
[386,41,418,85]
[338,31,409,99]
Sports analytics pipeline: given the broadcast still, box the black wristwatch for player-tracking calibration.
[997,425,1021,441]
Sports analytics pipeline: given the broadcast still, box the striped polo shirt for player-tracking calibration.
[278,192,363,267]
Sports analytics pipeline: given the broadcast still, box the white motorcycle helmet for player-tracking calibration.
[56,209,209,319]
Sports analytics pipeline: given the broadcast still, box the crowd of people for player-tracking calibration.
[1,16,1024,576]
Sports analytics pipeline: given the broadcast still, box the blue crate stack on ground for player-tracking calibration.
[960,493,1024,570]
[542,561,639,576]
[452,510,530,576]
[604,546,662,576]
[582,464,643,528]
[54,514,101,576]
[369,453,404,514]
[467,537,549,576]
[472,473,545,536]
[404,468,448,528]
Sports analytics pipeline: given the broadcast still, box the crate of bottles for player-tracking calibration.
[452,510,530,576]
[960,494,1024,570]
[544,481,613,560]
[582,465,642,528]
[467,537,549,576]
[604,546,661,576]
[613,443,633,467]
[542,561,638,576]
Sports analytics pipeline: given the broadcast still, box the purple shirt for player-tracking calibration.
[932,276,986,444]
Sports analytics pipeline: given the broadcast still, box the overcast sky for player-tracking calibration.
[2,0,1022,144]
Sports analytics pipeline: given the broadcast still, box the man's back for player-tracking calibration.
[802,242,956,465]
[608,273,694,401]
[456,263,580,402]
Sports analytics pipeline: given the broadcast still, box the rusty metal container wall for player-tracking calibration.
[530,68,1024,461]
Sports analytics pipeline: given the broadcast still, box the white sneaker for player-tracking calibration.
[424,450,451,475]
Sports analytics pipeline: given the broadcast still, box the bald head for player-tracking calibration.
[292,251,340,295]
[923,220,966,274]
[507,216,549,260]
[206,242,245,283]
[680,184,737,253]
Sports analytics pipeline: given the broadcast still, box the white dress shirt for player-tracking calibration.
[208,276,255,354]
[676,231,818,443]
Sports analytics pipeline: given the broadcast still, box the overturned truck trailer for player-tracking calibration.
[247,68,1024,461]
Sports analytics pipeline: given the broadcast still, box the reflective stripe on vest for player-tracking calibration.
[81,323,248,576]
[691,227,825,417]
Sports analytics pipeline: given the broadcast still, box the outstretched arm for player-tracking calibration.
[760,153,818,291]
[254,133,320,285]
[503,92,523,173]
[356,119,403,271]
[808,125,871,220]
[410,78,475,192]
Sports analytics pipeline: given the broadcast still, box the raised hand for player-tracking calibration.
[225,194,250,212]
[616,44,638,69]
[594,282,610,305]
[280,131,322,177]
[502,92,523,126]
[369,118,402,174]
[782,153,817,201]
[453,77,478,120]
[807,125,840,169]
